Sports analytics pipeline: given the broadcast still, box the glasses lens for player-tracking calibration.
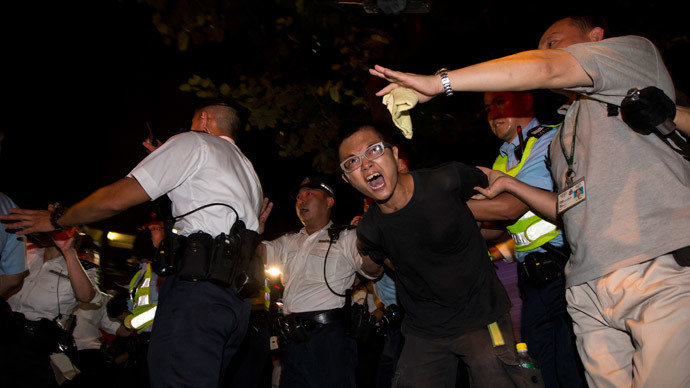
[342,157,360,172]
[366,143,385,160]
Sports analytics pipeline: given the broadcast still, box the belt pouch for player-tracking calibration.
[280,315,309,342]
[207,232,239,288]
[178,232,214,281]
[522,251,563,283]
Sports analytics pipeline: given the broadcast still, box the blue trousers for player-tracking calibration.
[280,321,357,388]
[518,270,586,388]
[148,274,251,388]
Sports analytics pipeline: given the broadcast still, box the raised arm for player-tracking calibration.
[369,49,591,101]
[53,234,96,303]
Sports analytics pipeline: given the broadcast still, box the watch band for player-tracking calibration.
[436,68,453,97]
[50,202,66,230]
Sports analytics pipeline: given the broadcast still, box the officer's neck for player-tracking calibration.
[304,219,330,235]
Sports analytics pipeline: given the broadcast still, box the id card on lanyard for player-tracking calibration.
[557,99,586,214]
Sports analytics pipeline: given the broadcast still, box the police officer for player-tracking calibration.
[5,229,98,388]
[255,175,378,388]
[468,91,585,388]
[1,99,267,388]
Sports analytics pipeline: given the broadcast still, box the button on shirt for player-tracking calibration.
[129,132,263,236]
[8,247,99,321]
[264,222,372,314]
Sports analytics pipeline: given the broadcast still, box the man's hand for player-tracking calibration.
[0,208,54,235]
[52,231,76,256]
[142,138,162,153]
[258,197,273,235]
[369,64,442,103]
[472,166,512,200]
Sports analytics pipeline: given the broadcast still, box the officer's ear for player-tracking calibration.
[588,27,605,42]
[327,196,335,209]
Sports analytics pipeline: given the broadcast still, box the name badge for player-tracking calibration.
[557,177,586,214]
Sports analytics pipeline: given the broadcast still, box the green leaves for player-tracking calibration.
[146,0,391,172]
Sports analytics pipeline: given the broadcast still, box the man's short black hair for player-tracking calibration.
[195,97,250,135]
[106,292,129,319]
[335,121,394,157]
[565,14,611,38]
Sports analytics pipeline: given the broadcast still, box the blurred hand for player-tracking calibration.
[142,138,162,153]
[0,208,53,235]
[369,64,443,103]
[258,197,273,235]
[51,227,78,254]
[472,166,512,200]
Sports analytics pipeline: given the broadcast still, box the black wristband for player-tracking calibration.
[50,202,66,230]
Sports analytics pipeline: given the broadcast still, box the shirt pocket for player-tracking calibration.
[305,243,352,284]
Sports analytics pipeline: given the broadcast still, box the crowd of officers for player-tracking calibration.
[2,13,690,388]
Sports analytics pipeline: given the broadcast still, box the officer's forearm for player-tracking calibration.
[63,248,96,302]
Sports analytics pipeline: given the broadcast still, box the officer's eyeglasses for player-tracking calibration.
[340,142,391,173]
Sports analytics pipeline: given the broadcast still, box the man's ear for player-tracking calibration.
[201,112,211,134]
[327,197,335,208]
[392,145,399,160]
[341,173,350,184]
[588,27,605,42]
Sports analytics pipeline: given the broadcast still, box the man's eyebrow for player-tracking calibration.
[345,142,379,158]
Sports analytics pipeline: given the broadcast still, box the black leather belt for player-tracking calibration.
[290,308,343,327]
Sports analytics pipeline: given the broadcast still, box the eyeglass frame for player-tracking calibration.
[340,142,393,173]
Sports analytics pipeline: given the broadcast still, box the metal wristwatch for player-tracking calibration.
[435,68,453,97]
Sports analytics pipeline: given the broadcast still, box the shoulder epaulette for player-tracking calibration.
[527,124,558,139]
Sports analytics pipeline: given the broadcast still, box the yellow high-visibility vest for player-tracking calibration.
[492,128,560,252]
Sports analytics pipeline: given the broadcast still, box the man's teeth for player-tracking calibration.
[366,173,381,182]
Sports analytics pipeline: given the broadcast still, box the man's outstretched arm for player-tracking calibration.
[0,177,150,235]
[369,49,592,101]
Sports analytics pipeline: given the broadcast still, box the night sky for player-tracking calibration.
[2,0,687,245]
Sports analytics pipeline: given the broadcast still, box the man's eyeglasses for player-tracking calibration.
[340,142,392,173]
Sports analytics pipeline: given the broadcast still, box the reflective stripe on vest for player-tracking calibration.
[493,132,559,251]
[127,263,157,333]
[125,305,157,332]
[506,211,559,251]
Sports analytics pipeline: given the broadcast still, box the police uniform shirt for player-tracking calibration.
[7,247,99,322]
[264,222,374,314]
[72,292,122,350]
[129,131,263,236]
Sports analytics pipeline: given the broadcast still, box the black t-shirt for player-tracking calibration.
[357,162,510,338]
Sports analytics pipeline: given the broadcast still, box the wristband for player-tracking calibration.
[435,68,453,97]
[50,202,66,230]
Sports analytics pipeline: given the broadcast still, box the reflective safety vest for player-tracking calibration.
[493,127,560,252]
[125,263,157,333]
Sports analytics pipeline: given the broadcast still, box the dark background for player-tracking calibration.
[1,0,687,285]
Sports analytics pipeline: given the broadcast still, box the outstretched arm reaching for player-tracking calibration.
[369,49,591,101]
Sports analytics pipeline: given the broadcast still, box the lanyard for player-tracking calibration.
[560,98,579,186]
